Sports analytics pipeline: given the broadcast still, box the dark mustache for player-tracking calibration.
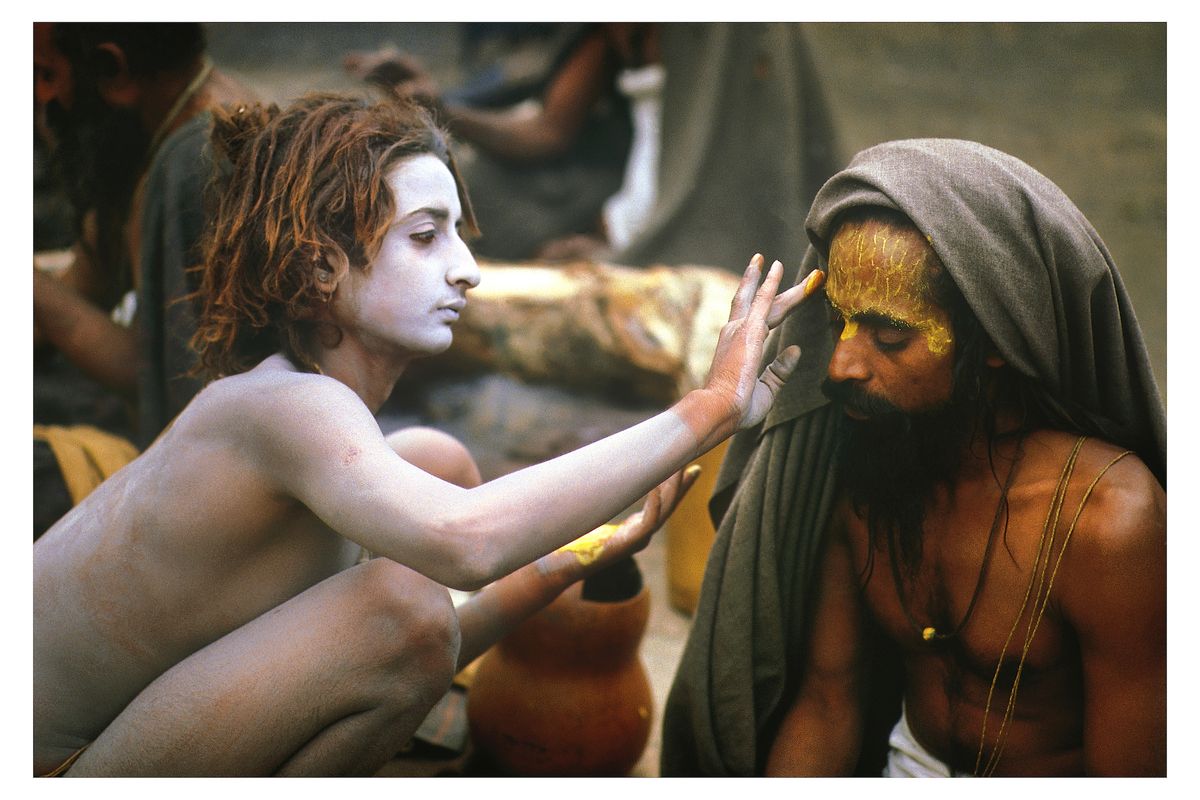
[820,377,906,420]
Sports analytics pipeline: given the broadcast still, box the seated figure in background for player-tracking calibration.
[33,22,257,535]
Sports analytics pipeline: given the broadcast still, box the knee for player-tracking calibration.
[352,558,461,692]
[385,426,482,488]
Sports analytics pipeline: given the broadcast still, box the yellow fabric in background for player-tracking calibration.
[33,424,139,505]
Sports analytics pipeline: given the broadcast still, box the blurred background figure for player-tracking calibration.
[346,23,647,261]
[537,22,840,290]
[33,22,256,536]
[611,23,837,288]
[345,23,838,286]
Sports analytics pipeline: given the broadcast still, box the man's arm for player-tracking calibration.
[765,507,869,775]
[440,30,615,162]
[1058,451,1166,776]
[33,266,139,397]
[264,260,821,591]
[350,30,616,163]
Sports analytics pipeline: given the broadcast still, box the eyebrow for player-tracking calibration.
[832,306,919,332]
[400,206,453,223]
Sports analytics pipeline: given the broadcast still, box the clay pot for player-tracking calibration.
[466,563,653,776]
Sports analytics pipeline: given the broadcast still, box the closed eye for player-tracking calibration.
[871,328,912,353]
[869,319,916,353]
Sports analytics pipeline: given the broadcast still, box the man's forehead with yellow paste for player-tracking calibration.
[825,217,954,356]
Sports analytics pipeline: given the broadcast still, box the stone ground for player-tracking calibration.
[200,22,1167,777]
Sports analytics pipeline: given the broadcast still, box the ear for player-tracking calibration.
[93,43,140,108]
[985,351,1006,368]
[316,251,350,298]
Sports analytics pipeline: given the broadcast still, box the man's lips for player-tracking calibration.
[841,405,869,420]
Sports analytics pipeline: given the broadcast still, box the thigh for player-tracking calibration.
[66,559,458,776]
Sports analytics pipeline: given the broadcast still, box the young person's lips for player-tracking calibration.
[439,299,466,320]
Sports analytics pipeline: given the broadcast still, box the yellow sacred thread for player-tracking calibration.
[558,523,622,566]
[973,440,1132,776]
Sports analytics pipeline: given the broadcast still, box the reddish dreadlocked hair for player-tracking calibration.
[190,93,477,378]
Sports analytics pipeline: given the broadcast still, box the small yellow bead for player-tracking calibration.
[922,627,937,641]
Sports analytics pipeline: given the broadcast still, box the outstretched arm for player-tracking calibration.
[1058,454,1166,776]
[453,466,698,670]
[267,256,823,590]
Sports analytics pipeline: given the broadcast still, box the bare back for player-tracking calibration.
[34,355,365,761]
[842,430,1166,775]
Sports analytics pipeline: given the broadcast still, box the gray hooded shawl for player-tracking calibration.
[660,138,1166,775]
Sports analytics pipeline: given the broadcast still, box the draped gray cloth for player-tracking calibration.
[616,22,837,288]
[661,138,1166,775]
[136,112,211,447]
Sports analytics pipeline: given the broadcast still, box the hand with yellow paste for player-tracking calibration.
[453,466,701,670]
[552,464,701,578]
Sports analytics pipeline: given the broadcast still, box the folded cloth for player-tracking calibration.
[33,424,139,506]
[883,705,971,778]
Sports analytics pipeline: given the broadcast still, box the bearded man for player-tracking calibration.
[33,23,256,535]
[33,22,255,443]
[661,138,1166,777]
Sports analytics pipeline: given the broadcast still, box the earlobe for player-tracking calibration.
[985,352,1006,368]
[93,43,139,108]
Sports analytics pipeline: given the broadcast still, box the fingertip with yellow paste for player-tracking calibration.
[558,523,622,566]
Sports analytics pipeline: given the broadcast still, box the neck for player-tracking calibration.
[138,57,211,146]
[312,341,413,415]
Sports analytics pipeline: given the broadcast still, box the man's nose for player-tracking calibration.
[827,332,870,384]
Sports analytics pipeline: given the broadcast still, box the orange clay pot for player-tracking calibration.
[466,573,653,776]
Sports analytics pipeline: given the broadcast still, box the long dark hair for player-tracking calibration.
[189,93,477,378]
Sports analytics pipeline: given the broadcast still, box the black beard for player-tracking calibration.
[823,377,977,573]
[44,74,150,240]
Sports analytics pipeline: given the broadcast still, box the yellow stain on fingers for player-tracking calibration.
[558,523,622,566]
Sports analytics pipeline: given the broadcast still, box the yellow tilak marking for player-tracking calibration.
[558,523,621,566]
[827,221,954,356]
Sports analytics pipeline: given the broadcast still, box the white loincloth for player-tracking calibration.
[882,705,973,777]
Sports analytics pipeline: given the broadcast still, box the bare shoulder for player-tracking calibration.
[188,357,372,434]
[1022,429,1164,534]
[166,357,383,471]
[1022,430,1165,612]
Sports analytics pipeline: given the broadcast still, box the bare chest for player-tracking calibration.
[845,483,1088,771]
[852,482,1082,671]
